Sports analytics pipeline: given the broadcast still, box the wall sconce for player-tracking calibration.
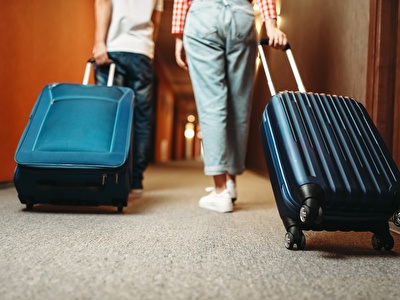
[185,115,196,139]
[184,123,195,139]
[184,122,195,159]
[187,115,195,123]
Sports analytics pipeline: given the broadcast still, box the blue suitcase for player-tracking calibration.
[14,60,134,213]
[258,40,400,250]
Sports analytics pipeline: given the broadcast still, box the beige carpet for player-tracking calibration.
[1,160,399,300]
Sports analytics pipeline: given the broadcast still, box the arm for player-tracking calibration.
[151,10,162,42]
[93,0,112,65]
[265,18,287,50]
[175,36,187,70]
[256,0,287,49]
[172,0,191,70]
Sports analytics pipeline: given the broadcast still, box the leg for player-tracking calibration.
[213,174,227,194]
[225,3,257,176]
[184,2,233,212]
[104,52,155,191]
[183,1,228,177]
[125,54,155,190]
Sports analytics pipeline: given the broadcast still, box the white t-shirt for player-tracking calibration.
[107,0,164,59]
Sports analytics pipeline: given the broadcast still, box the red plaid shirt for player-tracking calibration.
[172,0,278,35]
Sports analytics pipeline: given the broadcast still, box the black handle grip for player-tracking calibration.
[259,38,291,51]
[87,57,114,65]
[83,58,115,86]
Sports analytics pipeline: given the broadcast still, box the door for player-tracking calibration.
[366,0,400,166]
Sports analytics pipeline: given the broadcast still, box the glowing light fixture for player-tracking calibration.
[184,123,195,139]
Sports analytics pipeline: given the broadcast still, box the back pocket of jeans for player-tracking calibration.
[184,7,218,39]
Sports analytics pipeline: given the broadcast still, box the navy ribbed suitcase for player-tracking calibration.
[258,40,400,250]
[14,60,134,213]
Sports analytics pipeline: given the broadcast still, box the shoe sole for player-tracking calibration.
[199,203,233,213]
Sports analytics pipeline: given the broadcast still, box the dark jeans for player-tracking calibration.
[95,52,155,189]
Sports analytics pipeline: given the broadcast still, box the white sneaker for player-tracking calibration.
[199,189,233,213]
[130,189,143,196]
[226,180,237,203]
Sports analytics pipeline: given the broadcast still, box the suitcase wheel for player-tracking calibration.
[393,210,400,227]
[300,198,323,225]
[26,202,34,211]
[284,230,306,250]
[371,233,394,251]
[19,196,34,211]
[117,203,124,213]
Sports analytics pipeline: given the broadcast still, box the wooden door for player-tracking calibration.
[366,0,400,167]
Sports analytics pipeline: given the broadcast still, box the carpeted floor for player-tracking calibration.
[1,160,399,300]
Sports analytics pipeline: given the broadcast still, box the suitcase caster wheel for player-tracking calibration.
[284,232,295,250]
[384,235,395,250]
[393,210,400,227]
[372,234,394,251]
[284,232,306,250]
[300,200,323,225]
[26,202,34,211]
[117,203,123,213]
[372,234,383,250]
[298,234,306,250]
[19,196,34,211]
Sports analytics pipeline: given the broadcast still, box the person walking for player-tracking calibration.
[93,0,163,194]
[172,0,287,212]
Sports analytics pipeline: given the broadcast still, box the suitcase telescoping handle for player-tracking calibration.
[258,39,306,95]
[82,58,116,87]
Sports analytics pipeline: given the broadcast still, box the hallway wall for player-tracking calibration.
[0,1,95,181]
[1,0,392,181]
[247,0,371,174]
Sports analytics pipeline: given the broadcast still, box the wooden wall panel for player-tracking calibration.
[154,67,175,162]
[366,0,398,154]
[0,1,94,181]
[393,2,400,168]
[247,0,370,174]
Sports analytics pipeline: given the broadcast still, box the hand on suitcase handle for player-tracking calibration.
[83,58,116,87]
[258,39,306,94]
[259,39,291,51]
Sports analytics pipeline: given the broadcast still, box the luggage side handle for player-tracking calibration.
[83,58,116,87]
[258,39,306,95]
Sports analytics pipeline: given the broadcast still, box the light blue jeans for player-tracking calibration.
[183,0,257,176]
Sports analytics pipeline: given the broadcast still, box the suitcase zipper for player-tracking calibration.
[102,174,107,185]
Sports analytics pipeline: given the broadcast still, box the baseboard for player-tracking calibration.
[0,181,14,189]
[390,221,400,235]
